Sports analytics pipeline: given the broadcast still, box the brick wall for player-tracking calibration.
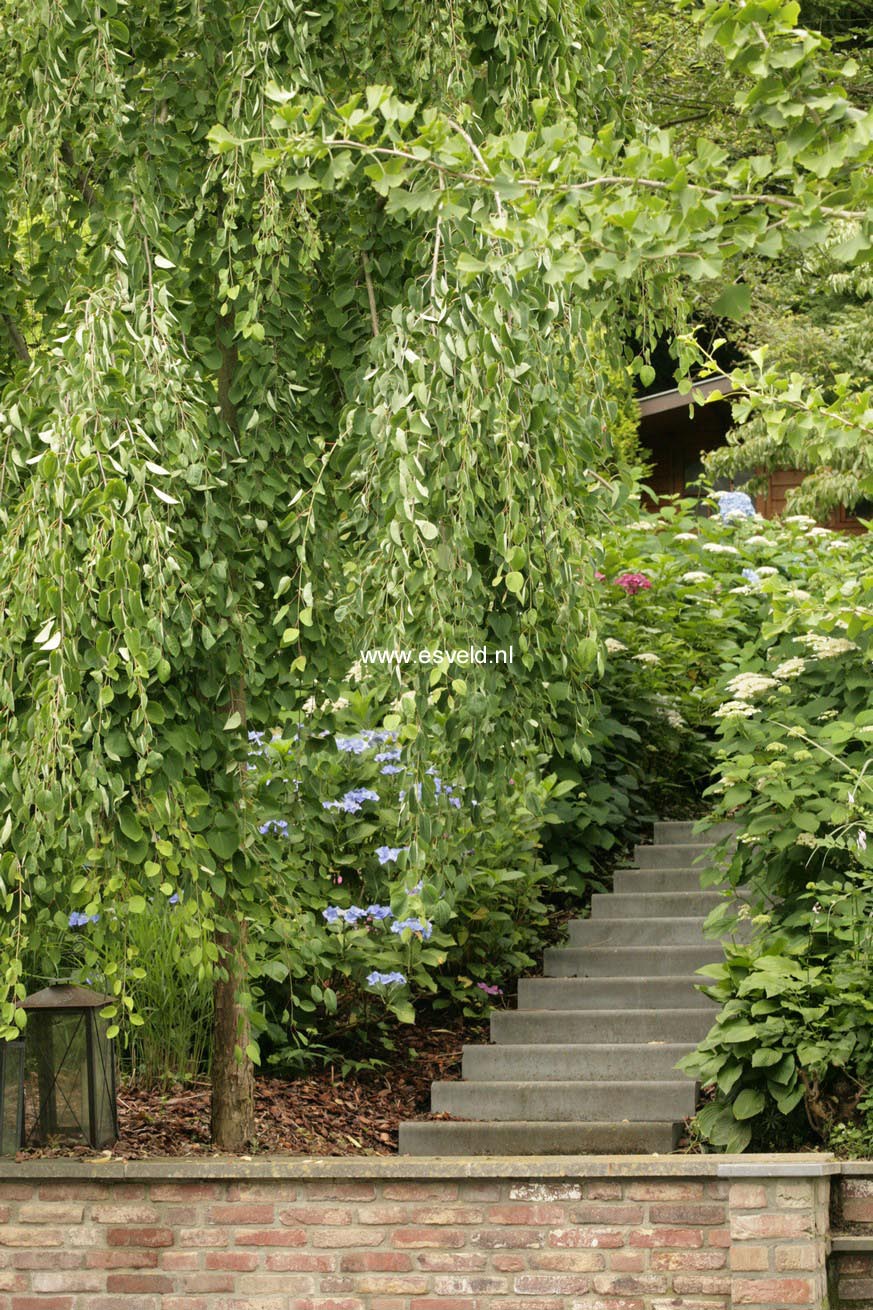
[831,1168,873,1308]
[0,1156,837,1310]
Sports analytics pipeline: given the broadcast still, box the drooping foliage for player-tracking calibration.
[0,0,872,1143]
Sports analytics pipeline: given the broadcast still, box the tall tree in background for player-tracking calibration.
[0,0,871,1145]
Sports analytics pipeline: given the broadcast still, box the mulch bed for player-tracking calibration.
[14,1018,485,1160]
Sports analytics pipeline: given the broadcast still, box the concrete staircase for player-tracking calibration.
[399,819,738,1155]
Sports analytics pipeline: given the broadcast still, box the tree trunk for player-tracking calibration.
[210,917,256,1150]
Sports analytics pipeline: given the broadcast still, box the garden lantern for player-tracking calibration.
[21,984,118,1149]
[0,1040,24,1155]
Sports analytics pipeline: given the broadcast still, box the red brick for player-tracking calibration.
[207,1204,274,1225]
[0,1228,65,1248]
[492,1254,527,1272]
[304,1183,376,1201]
[471,1227,545,1249]
[340,1253,412,1272]
[607,1252,648,1273]
[431,1275,506,1295]
[13,1253,84,1271]
[729,1184,768,1209]
[548,1227,624,1249]
[30,1273,103,1294]
[279,1207,353,1226]
[627,1182,704,1201]
[572,1204,644,1225]
[150,1183,221,1202]
[585,1182,623,1200]
[287,1301,363,1310]
[85,1250,159,1269]
[205,1252,260,1272]
[509,1183,582,1202]
[732,1276,815,1304]
[161,1301,209,1310]
[409,1301,469,1310]
[160,1251,200,1272]
[630,1227,703,1249]
[348,1275,430,1295]
[264,1254,335,1272]
[392,1228,465,1249]
[310,1226,386,1248]
[513,1273,592,1294]
[11,1300,73,1310]
[177,1228,230,1248]
[382,1184,458,1202]
[673,1273,732,1294]
[0,1276,27,1294]
[649,1203,726,1225]
[180,1274,238,1293]
[486,1203,567,1225]
[650,1250,727,1271]
[530,1252,606,1273]
[731,1213,812,1239]
[0,1186,35,1201]
[106,1274,175,1293]
[106,1227,174,1247]
[234,1229,306,1247]
[90,1204,160,1224]
[415,1253,487,1272]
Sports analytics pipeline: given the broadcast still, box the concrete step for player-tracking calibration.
[592,890,727,918]
[431,1079,697,1122]
[543,944,721,978]
[398,1119,680,1155]
[654,820,738,845]
[517,975,716,1011]
[613,868,715,893]
[491,1007,715,1045]
[567,916,707,946]
[633,842,717,869]
[462,1043,695,1082]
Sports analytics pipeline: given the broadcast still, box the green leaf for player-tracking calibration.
[712,283,751,320]
[505,571,524,595]
[223,712,242,731]
[128,896,146,915]
[732,1087,766,1120]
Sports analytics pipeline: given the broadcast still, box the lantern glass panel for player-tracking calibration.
[23,1011,90,1146]
[89,1013,118,1148]
[0,1042,24,1155]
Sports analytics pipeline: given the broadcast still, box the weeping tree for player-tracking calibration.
[0,0,871,1147]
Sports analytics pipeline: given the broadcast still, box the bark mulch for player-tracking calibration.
[14,1018,485,1161]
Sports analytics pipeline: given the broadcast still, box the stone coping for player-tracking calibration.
[0,1152,840,1181]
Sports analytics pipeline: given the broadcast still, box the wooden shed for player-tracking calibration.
[637,375,867,532]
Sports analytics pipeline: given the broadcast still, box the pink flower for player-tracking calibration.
[594,571,606,582]
[476,982,503,996]
[614,572,651,596]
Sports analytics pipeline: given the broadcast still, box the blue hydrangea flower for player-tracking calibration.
[380,764,403,775]
[68,911,100,928]
[374,747,401,762]
[342,905,369,925]
[449,796,461,809]
[322,906,341,923]
[248,730,265,744]
[717,491,756,522]
[335,735,370,754]
[259,818,289,836]
[168,893,180,905]
[742,567,761,585]
[366,904,394,921]
[323,787,380,814]
[405,880,424,895]
[375,845,409,865]
[391,917,433,940]
[366,970,407,986]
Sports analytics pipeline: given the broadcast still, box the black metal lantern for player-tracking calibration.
[21,985,118,1149]
[0,1040,24,1155]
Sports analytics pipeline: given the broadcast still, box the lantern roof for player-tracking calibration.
[22,984,114,1010]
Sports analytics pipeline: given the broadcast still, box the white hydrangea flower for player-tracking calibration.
[674,532,697,542]
[796,634,858,658]
[730,585,753,595]
[714,700,757,718]
[765,742,787,753]
[331,696,350,711]
[774,657,806,679]
[725,672,778,698]
[785,515,816,526]
[745,535,773,546]
[605,638,627,653]
[702,542,740,554]
[346,660,363,683]
[682,571,710,583]
[757,566,779,577]
[809,526,831,536]
[302,695,318,715]
[784,588,811,600]
[633,652,659,664]
[796,833,817,847]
